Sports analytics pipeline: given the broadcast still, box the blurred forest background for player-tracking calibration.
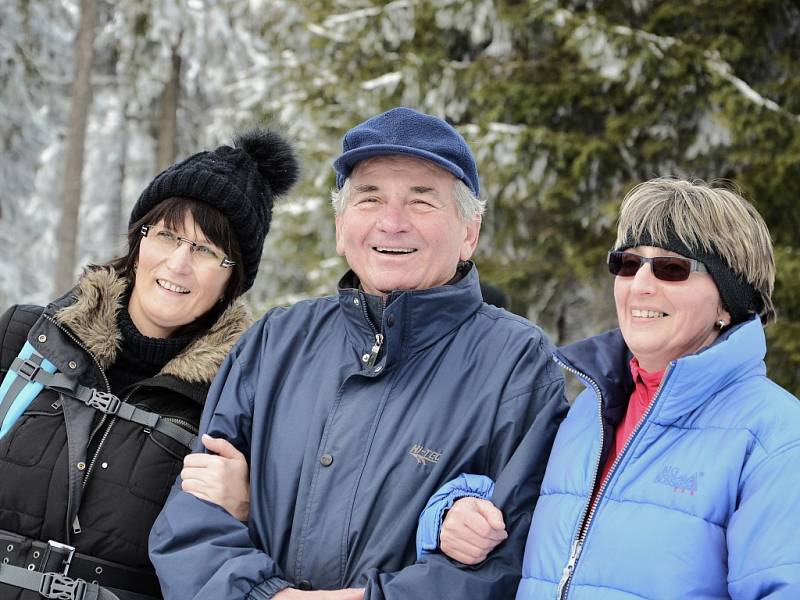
[1,0,798,394]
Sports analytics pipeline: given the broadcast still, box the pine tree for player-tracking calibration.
[245,0,800,392]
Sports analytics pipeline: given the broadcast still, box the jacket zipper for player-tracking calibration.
[44,314,111,395]
[74,384,139,533]
[81,385,139,488]
[73,402,200,534]
[44,314,198,535]
[358,293,384,368]
[365,334,384,368]
[44,315,113,538]
[72,415,116,534]
[553,357,673,599]
[164,416,199,434]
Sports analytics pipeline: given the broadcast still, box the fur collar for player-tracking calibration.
[53,267,252,384]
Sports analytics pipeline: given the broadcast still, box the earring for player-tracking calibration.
[716,320,726,330]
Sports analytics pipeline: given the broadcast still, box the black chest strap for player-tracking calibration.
[9,356,196,450]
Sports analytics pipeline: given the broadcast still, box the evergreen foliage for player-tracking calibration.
[1,0,798,392]
[251,0,800,391]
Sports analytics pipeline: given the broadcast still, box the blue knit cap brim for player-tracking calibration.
[335,144,467,190]
[333,107,480,196]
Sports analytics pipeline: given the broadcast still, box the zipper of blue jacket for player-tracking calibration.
[553,354,673,600]
[357,292,384,368]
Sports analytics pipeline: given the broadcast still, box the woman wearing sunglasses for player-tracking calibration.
[0,130,297,599]
[417,178,800,598]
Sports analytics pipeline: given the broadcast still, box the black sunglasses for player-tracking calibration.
[607,251,708,282]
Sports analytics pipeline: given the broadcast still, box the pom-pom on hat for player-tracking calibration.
[333,107,480,196]
[129,129,299,291]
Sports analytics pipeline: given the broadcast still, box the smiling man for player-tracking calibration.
[149,107,567,600]
[334,155,479,295]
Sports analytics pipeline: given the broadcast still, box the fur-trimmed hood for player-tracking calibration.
[53,267,253,384]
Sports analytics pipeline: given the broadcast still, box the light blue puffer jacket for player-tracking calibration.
[419,317,800,599]
[524,317,800,599]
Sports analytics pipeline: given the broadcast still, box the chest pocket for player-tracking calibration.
[0,391,65,467]
[129,409,199,504]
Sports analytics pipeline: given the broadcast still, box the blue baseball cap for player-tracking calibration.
[333,107,480,196]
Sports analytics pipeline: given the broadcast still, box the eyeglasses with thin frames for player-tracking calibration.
[607,251,707,282]
[140,225,236,269]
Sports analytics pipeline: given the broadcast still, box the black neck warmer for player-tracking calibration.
[105,305,196,395]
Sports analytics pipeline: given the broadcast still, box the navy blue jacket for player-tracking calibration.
[149,266,567,599]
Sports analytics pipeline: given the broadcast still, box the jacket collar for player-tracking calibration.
[337,262,484,363]
[45,267,252,385]
[555,316,767,424]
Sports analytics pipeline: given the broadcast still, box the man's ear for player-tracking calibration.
[459,215,481,261]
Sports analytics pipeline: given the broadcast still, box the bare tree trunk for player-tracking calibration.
[55,0,96,295]
[556,298,568,347]
[109,101,129,254]
[155,43,182,172]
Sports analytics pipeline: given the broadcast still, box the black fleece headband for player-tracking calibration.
[616,229,761,325]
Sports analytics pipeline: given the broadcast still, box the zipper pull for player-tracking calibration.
[72,515,82,534]
[365,333,384,368]
[556,538,583,598]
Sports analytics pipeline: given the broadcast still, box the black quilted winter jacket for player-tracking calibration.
[0,268,251,599]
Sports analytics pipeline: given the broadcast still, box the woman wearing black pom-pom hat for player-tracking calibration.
[0,129,299,599]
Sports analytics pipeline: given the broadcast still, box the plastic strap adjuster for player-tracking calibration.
[39,572,87,600]
[14,358,42,382]
[45,540,76,574]
[85,390,121,415]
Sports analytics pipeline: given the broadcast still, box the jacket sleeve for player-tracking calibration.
[365,371,568,600]
[148,322,292,600]
[727,440,800,599]
[416,474,495,559]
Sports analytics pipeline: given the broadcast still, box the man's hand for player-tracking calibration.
[440,497,507,565]
[180,434,250,521]
[274,588,365,599]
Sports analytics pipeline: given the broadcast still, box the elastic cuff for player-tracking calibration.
[416,474,495,559]
[247,576,293,599]
[417,490,484,558]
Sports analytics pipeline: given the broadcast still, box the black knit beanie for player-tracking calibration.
[616,228,762,325]
[129,129,299,292]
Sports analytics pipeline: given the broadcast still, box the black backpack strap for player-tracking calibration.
[0,562,120,599]
[6,359,195,449]
[0,353,46,428]
[0,531,161,599]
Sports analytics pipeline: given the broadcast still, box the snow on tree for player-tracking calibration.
[1,0,798,392]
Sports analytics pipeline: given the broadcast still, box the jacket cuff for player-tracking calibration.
[248,576,293,599]
[416,473,495,560]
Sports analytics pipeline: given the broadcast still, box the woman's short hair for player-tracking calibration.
[111,197,245,308]
[614,178,775,324]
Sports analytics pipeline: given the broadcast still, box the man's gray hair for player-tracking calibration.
[331,178,485,222]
